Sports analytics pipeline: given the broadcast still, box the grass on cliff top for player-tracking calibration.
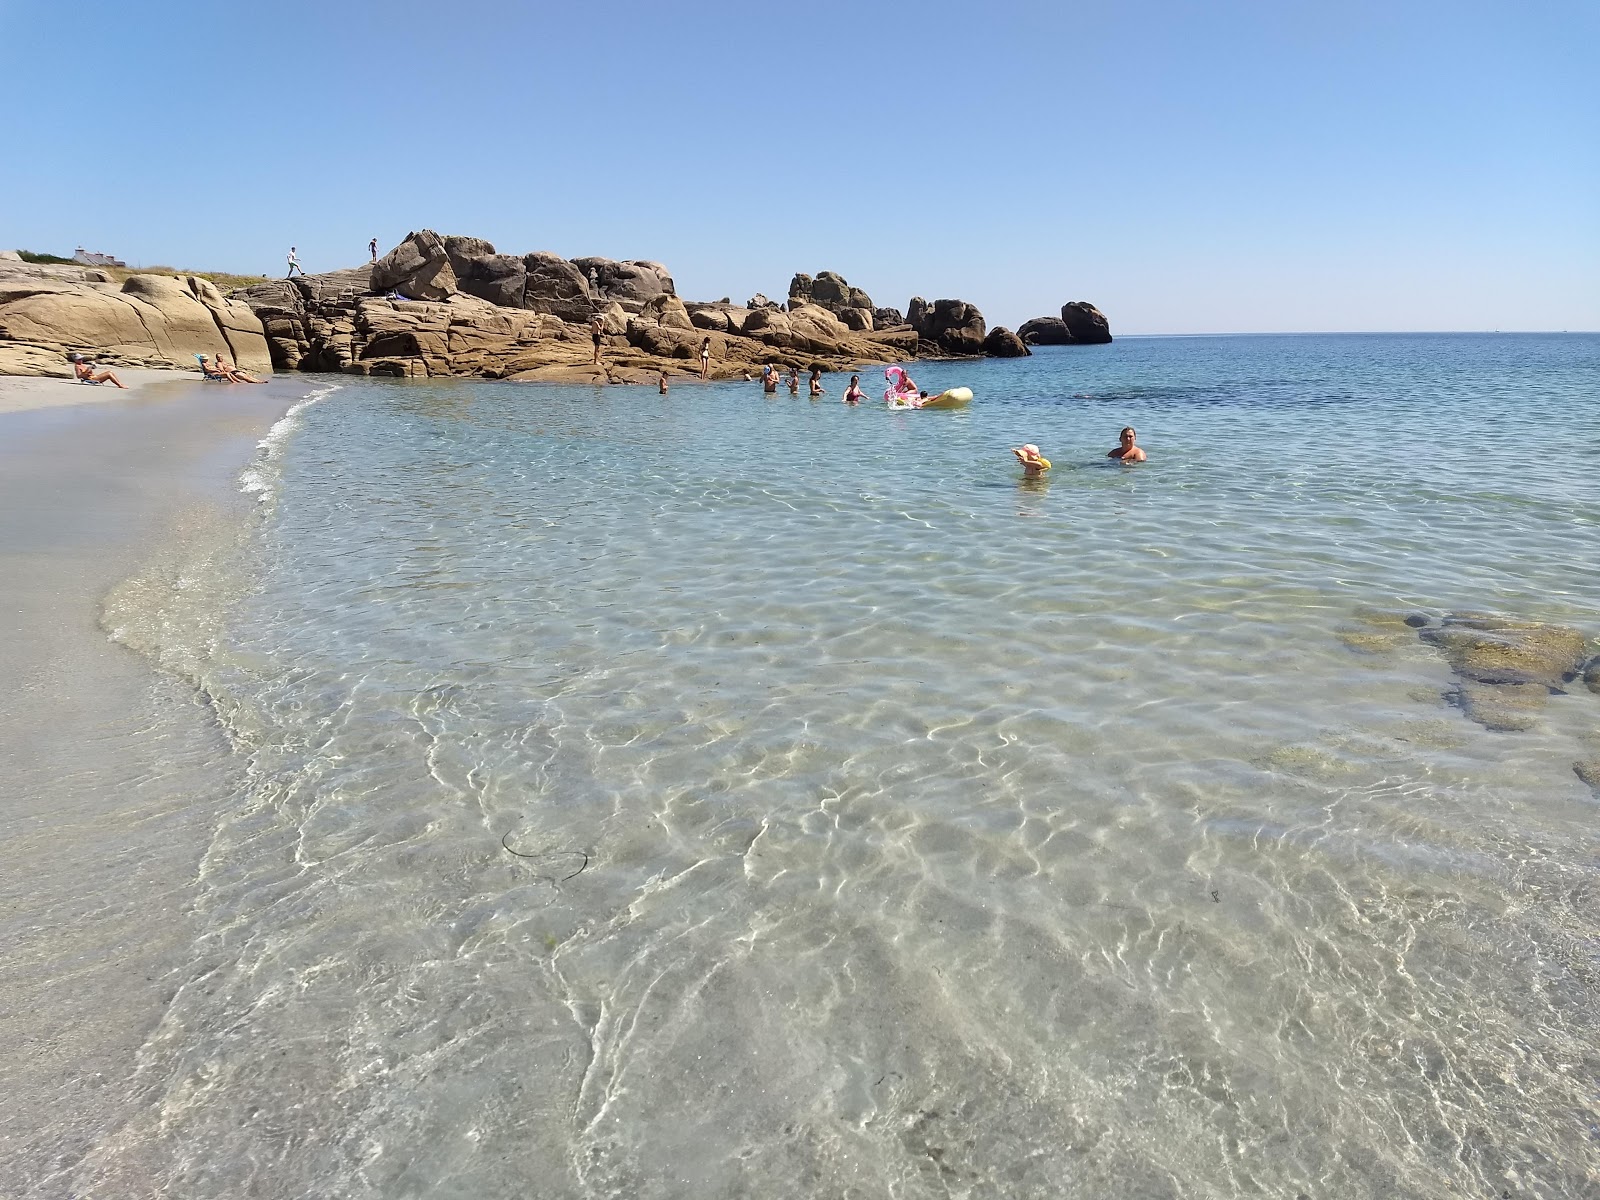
[103,265,272,292]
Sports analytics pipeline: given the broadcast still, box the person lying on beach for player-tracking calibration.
[214,354,267,384]
[70,355,127,388]
[843,374,864,403]
[1013,443,1051,477]
[1107,426,1146,462]
[809,368,824,396]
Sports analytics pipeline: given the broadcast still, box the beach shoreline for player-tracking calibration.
[0,373,307,1198]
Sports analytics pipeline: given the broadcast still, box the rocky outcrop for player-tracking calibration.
[1061,301,1112,344]
[217,230,1014,385]
[1018,317,1071,345]
[572,258,673,312]
[983,327,1030,358]
[0,258,271,373]
[908,297,986,356]
[372,230,457,301]
[789,271,873,313]
[1019,302,1114,346]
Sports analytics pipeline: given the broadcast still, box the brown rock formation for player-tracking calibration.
[1019,303,1113,346]
[908,297,987,356]
[222,231,1007,385]
[1061,301,1113,344]
[0,258,271,373]
[983,327,1030,358]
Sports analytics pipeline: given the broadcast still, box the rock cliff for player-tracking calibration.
[0,258,272,376]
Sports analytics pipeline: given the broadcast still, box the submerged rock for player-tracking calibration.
[1419,613,1592,732]
[1573,758,1600,795]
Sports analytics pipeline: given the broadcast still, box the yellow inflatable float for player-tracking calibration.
[918,386,974,409]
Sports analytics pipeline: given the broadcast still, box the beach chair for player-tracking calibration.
[194,353,229,381]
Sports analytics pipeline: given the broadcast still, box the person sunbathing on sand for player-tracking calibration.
[1107,426,1146,462]
[214,354,267,384]
[70,354,127,388]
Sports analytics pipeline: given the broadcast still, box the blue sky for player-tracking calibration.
[3,0,1595,333]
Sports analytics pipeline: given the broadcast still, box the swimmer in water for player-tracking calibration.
[1012,443,1051,477]
[1107,426,1146,462]
[809,367,824,396]
[658,369,669,394]
[843,374,865,403]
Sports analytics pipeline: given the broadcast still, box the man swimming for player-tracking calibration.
[1108,427,1146,462]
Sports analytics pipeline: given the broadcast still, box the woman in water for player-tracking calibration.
[787,366,800,395]
[809,367,824,396]
[1108,426,1146,462]
[843,375,865,404]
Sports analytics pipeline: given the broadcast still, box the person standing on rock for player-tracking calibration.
[590,314,605,366]
[588,267,601,299]
[369,237,378,262]
[699,337,711,380]
[286,246,305,277]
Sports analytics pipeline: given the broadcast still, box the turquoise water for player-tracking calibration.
[91,335,1598,1198]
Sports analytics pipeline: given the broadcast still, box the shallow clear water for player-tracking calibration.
[88,335,1599,1198]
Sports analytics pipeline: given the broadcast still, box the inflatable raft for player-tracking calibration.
[917,386,973,409]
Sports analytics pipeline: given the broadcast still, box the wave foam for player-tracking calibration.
[238,382,342,502]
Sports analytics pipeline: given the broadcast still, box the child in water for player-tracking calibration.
[1012,443,1051,477]
[658,370,669,394]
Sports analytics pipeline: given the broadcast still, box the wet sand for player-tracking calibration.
[0,373,306,1199]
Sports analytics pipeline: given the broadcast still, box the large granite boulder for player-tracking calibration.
[1061,301,1113,344]
[789,270,873,316]
[872,306,905,329]
[839,307,874,332]
[443,236,496,278]
[1018,317,1072,345]
[640,293,694,331]
[983,327,1030,358]
[372,230,457,301]
[455,253,529,309]
[908,296,986,356]
[522,252,592,322]
[747,293,781,311]
[572,257,673,309]
[784,304,852,355]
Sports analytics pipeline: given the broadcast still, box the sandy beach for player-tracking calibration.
[0,371,303,1198]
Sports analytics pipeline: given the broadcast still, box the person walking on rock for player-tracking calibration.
[286,247,305,277]
[590,314,605,366]
[369,237,378,262]
[699,337,712,380]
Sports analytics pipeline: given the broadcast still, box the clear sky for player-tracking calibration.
[3,0,1595,333]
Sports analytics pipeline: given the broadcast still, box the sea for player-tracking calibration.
[79,334,1600,1197]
